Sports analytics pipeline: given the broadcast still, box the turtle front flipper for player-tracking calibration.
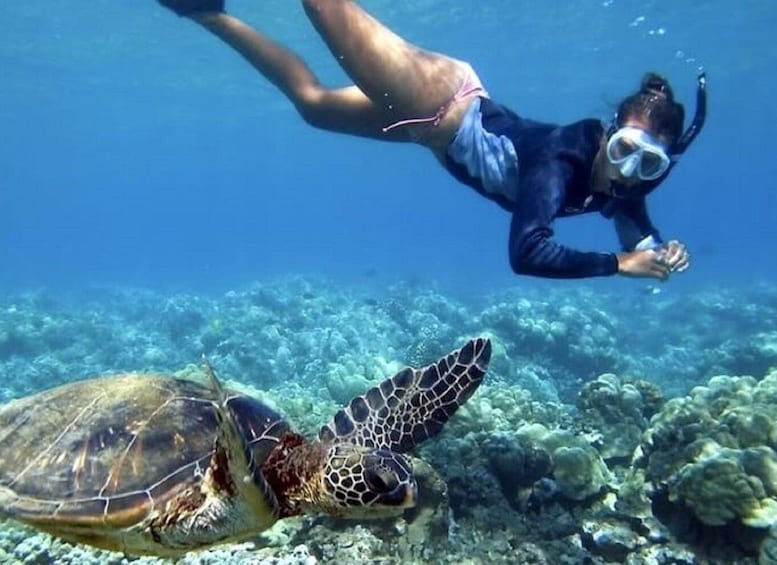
[179,360,282,538]
[319,337,491,452]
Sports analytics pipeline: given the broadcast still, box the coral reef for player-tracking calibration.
[2,278,777,563]
[577,373,664,462]
[514,424,612,501]
[641,370,777,537]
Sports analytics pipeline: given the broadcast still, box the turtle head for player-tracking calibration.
[318,444,416,518]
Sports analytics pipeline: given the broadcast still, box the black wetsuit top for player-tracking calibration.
[444,97,664,279]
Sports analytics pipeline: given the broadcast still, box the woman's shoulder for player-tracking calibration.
[551,118,605,162]
[557,118,605,143]
[520,119,604,193]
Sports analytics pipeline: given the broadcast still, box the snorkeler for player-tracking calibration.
[157,0,707,281]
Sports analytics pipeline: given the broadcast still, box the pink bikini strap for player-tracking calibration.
[382,82,486,133]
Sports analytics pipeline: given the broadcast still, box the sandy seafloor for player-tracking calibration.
[1,277,777,564]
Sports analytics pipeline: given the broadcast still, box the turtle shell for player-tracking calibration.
[0,373,289,554]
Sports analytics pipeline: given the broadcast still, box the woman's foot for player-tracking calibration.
[158,0,225,17]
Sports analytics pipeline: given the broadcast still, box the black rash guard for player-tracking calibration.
[444,97,663,279]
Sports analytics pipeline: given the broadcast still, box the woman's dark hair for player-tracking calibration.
[616,73,685,145]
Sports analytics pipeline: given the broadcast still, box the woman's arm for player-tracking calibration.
[508,164,619,279]
[612,197,663,251]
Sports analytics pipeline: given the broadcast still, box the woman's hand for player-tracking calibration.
[659,240,690,273]
[617,240,690,280]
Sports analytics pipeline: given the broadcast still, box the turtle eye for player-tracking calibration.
[365,467,399,493]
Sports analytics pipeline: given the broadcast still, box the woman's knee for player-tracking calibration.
[291,87,329,129]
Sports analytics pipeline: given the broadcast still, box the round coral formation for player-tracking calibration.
[643,371,777,530]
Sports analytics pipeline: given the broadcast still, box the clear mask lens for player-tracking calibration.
[639,151,667,177]
[609,137,639,161]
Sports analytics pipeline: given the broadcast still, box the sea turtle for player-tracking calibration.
[0,337,490,556]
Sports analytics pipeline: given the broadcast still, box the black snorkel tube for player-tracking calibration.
[671,71,707,158]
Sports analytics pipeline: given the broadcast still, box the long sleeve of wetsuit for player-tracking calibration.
[508,162,619,279]
[611,197,663,251]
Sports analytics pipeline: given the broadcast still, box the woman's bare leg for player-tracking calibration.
[190,12,402,141]
[302,0,478,149]
[182,2,478,150]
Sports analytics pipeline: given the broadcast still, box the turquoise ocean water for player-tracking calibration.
[1,2,777,564]
[1,0,775,292]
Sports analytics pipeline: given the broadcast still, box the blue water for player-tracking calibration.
[2,5,777,562]
[1,0,776,293]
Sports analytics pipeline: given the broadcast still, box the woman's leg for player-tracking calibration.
[187,2,478,150]
[191,12,396,140]
[302,0,478,149]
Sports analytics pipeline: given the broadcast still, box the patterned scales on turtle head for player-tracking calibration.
[296,337,491,519]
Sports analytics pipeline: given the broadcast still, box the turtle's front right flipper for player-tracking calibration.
[320,337,492,452]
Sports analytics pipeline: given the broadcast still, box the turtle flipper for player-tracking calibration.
[202,358,280,526]
[319,337,491,452]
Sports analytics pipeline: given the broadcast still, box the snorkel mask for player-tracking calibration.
[607,72,707,195]
[606,127,671,181]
